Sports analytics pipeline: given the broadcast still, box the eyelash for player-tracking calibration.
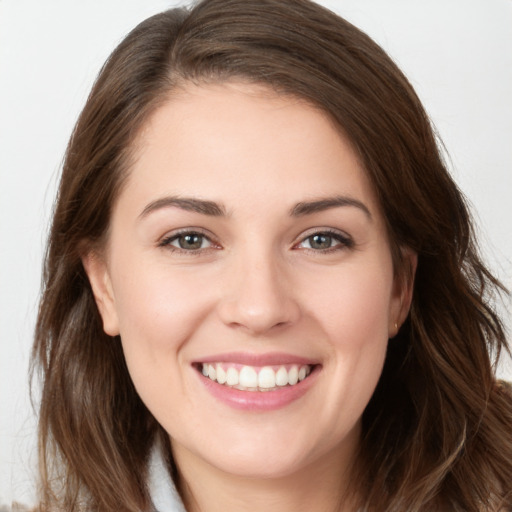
[158,228,354,254]
[158,229,218,254]
[293,229,354,253]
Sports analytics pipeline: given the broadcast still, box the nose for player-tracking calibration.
[217,250,301,335]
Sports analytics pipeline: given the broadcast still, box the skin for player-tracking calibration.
[84,82,415,512]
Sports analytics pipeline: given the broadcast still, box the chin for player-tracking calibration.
[203,447,312,480]
[172,423,342,481]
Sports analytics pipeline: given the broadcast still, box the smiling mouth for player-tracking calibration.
[197,363,313,392]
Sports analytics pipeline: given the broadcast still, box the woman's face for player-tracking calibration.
[85,82,412,480]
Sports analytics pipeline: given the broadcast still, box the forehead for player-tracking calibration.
[123,81,380,217]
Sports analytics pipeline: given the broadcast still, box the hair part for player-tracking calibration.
[33,1,511,510]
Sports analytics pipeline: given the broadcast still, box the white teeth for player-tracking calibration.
[258,366,276,389]
[288,366,299,385]
[226,367,239,386]
[239,366,258,388]
[216,365,227,384]
[200,363,312,390]
[275,366,288,386]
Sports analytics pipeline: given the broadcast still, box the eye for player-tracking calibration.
[295,230,353,252]
[160,231,214,251]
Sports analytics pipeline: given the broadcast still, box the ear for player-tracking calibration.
[390,247,417,338]
[82,251,120,336]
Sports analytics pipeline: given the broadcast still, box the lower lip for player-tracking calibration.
[196,366,320,411]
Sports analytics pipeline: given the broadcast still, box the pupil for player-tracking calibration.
[311,234,331,249]
[179,234,202,249]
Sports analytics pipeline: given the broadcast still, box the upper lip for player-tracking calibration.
[194,352,319,367]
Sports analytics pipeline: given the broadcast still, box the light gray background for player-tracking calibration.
[1,0,511,505]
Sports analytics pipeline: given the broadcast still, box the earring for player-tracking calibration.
[394,322,398,333]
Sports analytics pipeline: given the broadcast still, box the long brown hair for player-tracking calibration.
[32,0,512,510]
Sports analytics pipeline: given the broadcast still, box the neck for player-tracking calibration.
[171,430,360,512]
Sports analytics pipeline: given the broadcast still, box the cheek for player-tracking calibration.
[306,260,394,345]
[306,259,393,404]
[110,257,216,369]
[110,263,220,427]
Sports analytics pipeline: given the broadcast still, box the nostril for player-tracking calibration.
[215,265,301,334]
[217,297,301,335]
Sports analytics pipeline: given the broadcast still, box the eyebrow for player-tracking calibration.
[290,196,372,220]
[139,196,227,218]
[138,194,372,220]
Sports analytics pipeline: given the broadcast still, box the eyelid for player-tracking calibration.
[157,226,353,254]
[158,227,221,252]
[292,227,354,251]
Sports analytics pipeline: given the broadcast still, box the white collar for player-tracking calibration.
[148,443,186,512]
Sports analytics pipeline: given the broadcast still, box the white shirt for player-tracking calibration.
[148,445,187,512]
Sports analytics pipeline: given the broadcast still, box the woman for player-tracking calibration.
[32,0,512,510]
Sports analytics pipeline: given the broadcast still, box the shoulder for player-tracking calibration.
[495,379,512,398]
[0,504,35,512]
[497,380,511,389]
